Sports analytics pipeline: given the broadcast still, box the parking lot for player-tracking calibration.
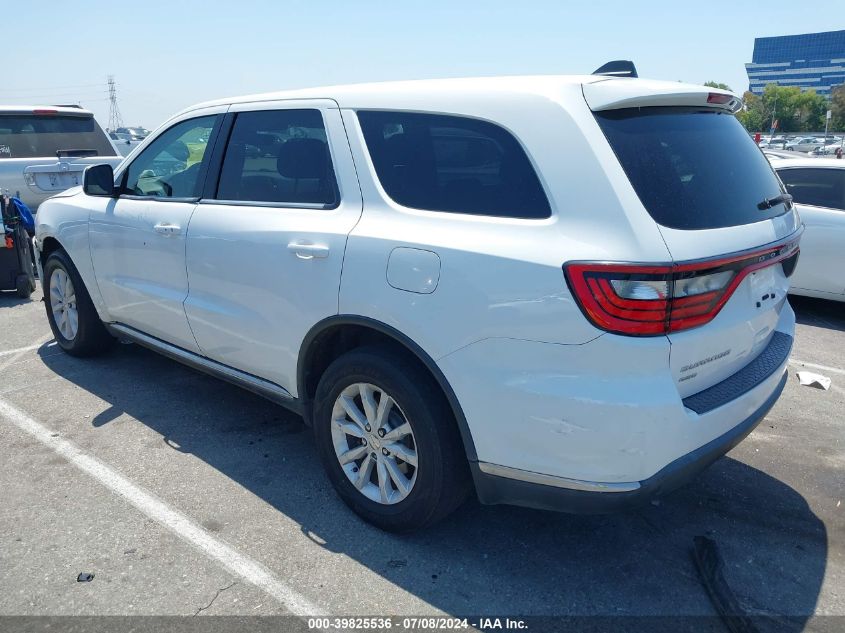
[0,291,842,629]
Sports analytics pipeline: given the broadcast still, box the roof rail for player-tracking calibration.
[592,60,638,78]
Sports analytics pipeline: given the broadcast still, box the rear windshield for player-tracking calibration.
[595,108,786,230]
[0,114,114,159]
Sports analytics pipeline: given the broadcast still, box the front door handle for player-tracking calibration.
[288,242,330,260]
[154,223,182,236]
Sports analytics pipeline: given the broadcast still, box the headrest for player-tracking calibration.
[276,138,328,179]
[165,140,190,163]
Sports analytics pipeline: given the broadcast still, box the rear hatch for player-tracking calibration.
[0,108,120,197]
[582,80,801,398]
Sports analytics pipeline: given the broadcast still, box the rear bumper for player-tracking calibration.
[473,369,787,513]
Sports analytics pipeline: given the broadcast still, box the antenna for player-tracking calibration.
[592,60,638,78]
[107,75,124,132]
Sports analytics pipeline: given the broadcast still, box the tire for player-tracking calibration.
[43,249,113,357]
[15,274,33,299]
[313,347,471,532]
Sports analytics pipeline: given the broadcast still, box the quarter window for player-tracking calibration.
[216,109,338,206]
[357,111,550,218]
[123,116,217,198]
[777,168,845,211]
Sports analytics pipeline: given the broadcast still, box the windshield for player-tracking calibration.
[0,114,115,159]
[595,107,786,230]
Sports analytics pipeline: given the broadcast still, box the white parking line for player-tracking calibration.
[0,340,54,357]
[0,338,55,373]
[789,359,845,377]
[0,397,324,617]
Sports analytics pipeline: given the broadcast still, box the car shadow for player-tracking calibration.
[790,295,845,332]
[38,343,827,628]
[0,293,35,308]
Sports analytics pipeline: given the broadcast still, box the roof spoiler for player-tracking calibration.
[592,60,638,78]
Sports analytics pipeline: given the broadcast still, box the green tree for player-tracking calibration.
[756,84,828,133]
[704,81,732,91]
[736,91,767,133]
[794,89,828,131]
[831,85,845,132]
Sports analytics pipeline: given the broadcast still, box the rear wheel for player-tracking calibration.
[43,249,113,356]
[313,348,470,532]
[15,273,33,298]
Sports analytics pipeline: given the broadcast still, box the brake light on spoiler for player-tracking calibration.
[564,238,800,336]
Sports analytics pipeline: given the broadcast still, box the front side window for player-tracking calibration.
[123,115,217,199]
[216,109,337,206]
[357,111,550,219]
[777,168,845,211]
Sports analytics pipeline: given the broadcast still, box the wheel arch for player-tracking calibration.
[39,233,110,324]
[298,315,478,462]
[39,235,64,266]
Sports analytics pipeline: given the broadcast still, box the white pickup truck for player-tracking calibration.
[0,105,122,211]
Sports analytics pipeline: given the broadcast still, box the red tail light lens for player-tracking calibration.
[706,92,733,105]
[564,239,800,336]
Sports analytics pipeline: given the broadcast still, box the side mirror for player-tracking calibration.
[83,164,119,197]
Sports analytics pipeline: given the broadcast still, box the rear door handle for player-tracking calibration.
[288,242,330,259]
[154,223,182,236]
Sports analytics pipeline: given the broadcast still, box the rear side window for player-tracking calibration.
[358,111,550,219]
[216,109,338,207]
[777,168,845,211]
[596,108,786,230]
[0,114,114,159]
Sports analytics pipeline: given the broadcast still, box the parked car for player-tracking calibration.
[115,126,150,140]
[785,136,824,152]
[763,149,805,161]
[759,137,787,150]
[771,157,845,301]
[109,132,143,157]
[0,105,122,211]
[811,141,844,156]
[34,74,800,531]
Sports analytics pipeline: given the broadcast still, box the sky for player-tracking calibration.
[1,1,840,130]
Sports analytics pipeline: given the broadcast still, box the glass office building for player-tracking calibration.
[746,30,845,98]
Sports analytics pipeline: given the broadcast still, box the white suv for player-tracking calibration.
[34,73,801,532]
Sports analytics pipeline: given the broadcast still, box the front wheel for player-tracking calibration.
[313,348,470,532]
[43,249,113,356]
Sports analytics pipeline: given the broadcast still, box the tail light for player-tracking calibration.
[706,93,733,105]
[564,239,800,336]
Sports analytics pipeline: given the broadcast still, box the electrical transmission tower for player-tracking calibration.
[107,75,123,132]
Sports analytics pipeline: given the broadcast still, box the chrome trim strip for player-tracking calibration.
[478,462,641,493]
[107,323,295,405]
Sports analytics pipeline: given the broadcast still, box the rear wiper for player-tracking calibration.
[757,193,793,210]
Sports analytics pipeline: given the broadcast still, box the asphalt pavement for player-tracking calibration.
[0,292,842,631]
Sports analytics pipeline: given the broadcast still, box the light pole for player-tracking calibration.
[769,91,778,141]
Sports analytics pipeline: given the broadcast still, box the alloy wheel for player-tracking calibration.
[330,382,418,505]
[50,268,79,340]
